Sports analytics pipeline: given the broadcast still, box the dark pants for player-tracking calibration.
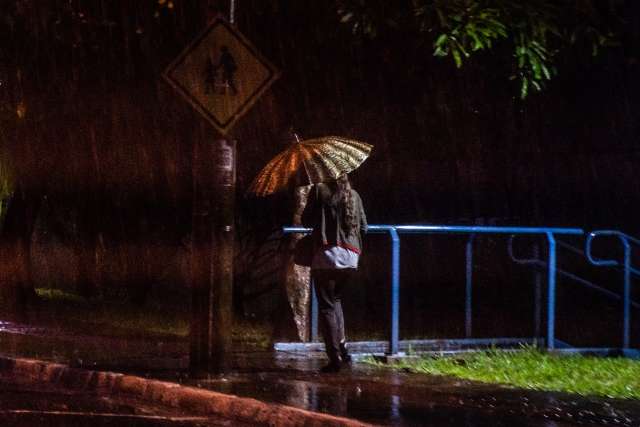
[312,268,356,363]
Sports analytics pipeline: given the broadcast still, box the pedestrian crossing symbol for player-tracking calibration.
[163,18,279,135]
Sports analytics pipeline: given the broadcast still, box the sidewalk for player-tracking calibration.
[2,320,640,426]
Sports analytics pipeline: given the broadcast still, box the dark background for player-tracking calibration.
[1,0,639,346]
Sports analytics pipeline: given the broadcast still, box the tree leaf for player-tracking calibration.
[541,63,551,80]
[531,80,542,91]
[435,33,448,47]
[452,48,462,68]
[530,56,542,80]
[520,77,529,99]
[433,46,448,56]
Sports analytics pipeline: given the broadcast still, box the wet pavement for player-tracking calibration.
[0,376,244,427]
[151,352,638,427]
[2,319,640,426]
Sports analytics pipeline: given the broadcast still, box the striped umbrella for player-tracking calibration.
[248,135,372,197]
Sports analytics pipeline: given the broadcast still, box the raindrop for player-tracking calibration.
[16,101,26,119]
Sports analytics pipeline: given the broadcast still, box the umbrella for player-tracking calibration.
[247,135,372,197]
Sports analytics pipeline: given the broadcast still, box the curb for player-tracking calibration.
[0,356,374,427]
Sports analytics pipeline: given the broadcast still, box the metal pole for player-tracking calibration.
[622,239,631,349]
[546,233,557,350]
[388,227,400,355]
[533,243,542,342]
[465,234,474,338]
[584,231,634,349]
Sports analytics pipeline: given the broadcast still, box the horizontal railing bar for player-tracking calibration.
[283,225,584,235]
[586,231,640,275]
[557,239,640,276]
[389,225,583,235]
[557,238,640,275]
[591,230,640,247]
[283,227,312,233]
[274,337,538,353]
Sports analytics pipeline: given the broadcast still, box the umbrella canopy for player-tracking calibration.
[248,136,372,197]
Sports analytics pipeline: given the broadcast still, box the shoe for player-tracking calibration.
[320,361,341,373]
[340,342,352,363]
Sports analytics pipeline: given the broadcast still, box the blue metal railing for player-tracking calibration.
[508,236,640,348]
[284,224,584,355]
[585,230,640,349]
[506,237,544,338]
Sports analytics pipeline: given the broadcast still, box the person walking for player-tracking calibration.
[302,174,367,373]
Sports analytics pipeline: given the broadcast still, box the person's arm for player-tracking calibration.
[357,192,368,234]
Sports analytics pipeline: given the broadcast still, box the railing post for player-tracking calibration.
[533,243,542,342]
[546,233,557,350]
[465,234,475,338]
[586,231,635,350]
[622,238,631,349]
[388,227,400,355]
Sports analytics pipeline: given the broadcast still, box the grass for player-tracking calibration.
[34,288,190,338]
[367,347,640,400]
[30,288,272,348]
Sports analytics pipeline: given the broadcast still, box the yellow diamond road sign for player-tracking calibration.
[163,18,279,135]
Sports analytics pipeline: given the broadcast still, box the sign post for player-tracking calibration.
[164,17,278,374]
[191,137,235,374]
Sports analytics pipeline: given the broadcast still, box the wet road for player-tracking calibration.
[0,377,241,427]
[2,319,640,426]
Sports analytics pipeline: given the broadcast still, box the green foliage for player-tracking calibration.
[370,346,640,399]
[429,4,508,67]
[337,0,622,98]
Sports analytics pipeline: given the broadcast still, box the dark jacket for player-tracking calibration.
[302,182,367,254]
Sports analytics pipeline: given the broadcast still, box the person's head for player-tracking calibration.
[327,173,350,194]
[336,173,350,191]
